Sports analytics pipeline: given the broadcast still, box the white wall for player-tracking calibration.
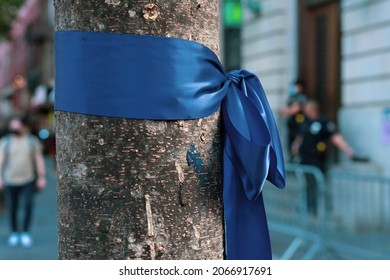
[241,0,390,176]
[242,0,298,111]
[241,0,298,155]
[340,0,390,176]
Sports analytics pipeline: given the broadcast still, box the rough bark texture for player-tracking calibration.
[55,0,224,259]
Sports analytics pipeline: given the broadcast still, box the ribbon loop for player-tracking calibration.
[222,70,285,200]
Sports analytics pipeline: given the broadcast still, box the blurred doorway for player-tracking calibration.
[299,0,341,123]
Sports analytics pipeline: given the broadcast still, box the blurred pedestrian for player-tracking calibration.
[281,78,308,161]
[291,100,355,215]
[0,116,46,248]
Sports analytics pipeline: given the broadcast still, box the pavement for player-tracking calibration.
[270,230,390,260]
[0,157,58,260]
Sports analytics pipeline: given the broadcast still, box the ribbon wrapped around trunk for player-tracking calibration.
[55,31,285,260]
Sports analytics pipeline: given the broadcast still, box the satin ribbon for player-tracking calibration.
[55,31,285,260]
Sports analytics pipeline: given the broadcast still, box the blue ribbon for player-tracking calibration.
[55,31,285,260]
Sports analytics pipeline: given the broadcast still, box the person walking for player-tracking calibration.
[0,116,46,248]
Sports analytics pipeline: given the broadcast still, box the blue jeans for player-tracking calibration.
[5,181,35,232]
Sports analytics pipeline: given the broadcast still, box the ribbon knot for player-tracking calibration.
[226,70,243,87]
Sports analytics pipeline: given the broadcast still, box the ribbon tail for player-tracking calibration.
[222,70,286,260]
[223,143,272,260]
[243,72,285,188]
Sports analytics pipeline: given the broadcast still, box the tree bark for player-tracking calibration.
[55,0,224,260]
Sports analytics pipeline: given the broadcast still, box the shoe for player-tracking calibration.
[7,232,19,247]
[20,232,33,248]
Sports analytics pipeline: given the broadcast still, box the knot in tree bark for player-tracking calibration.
[143,4,159,22]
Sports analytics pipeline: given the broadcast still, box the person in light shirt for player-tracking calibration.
[0,116,46,248]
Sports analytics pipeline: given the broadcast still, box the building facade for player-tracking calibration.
[0,0,54,107]
[241,0,390,176]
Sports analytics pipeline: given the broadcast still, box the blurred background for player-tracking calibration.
[0,0,389,259]
[0,0,56,259]
[226,0,390,260]
[0,0,54,143]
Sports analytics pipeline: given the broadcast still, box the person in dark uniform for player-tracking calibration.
[291,100,355,215]
[281,79,308,161]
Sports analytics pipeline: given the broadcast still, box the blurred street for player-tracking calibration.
[0,157,57,260]
[264,163,390,260]
[270,229,390,260]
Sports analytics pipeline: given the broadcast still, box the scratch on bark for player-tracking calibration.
[176,161,187,206]
[145,194,154,237]
[105,0,121,7]
[200,133,206,143]
[175,162,185,184]
[147,240,156,260]
[191,224,202,251]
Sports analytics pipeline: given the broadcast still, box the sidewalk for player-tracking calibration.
[0,158,57,260]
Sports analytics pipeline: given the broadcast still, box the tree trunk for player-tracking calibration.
[55,0,224,260]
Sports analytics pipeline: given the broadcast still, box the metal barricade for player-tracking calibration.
[263,163,327,259]
[263,163,390,259]
[326,169,390,259]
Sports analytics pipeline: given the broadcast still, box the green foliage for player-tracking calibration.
[0,0,25,39]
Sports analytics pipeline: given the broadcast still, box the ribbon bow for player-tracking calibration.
[55,31,285,260]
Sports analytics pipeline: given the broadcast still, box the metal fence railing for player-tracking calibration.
[329,170,390,232]
[263,163,390,260]
[326,170,390,259]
